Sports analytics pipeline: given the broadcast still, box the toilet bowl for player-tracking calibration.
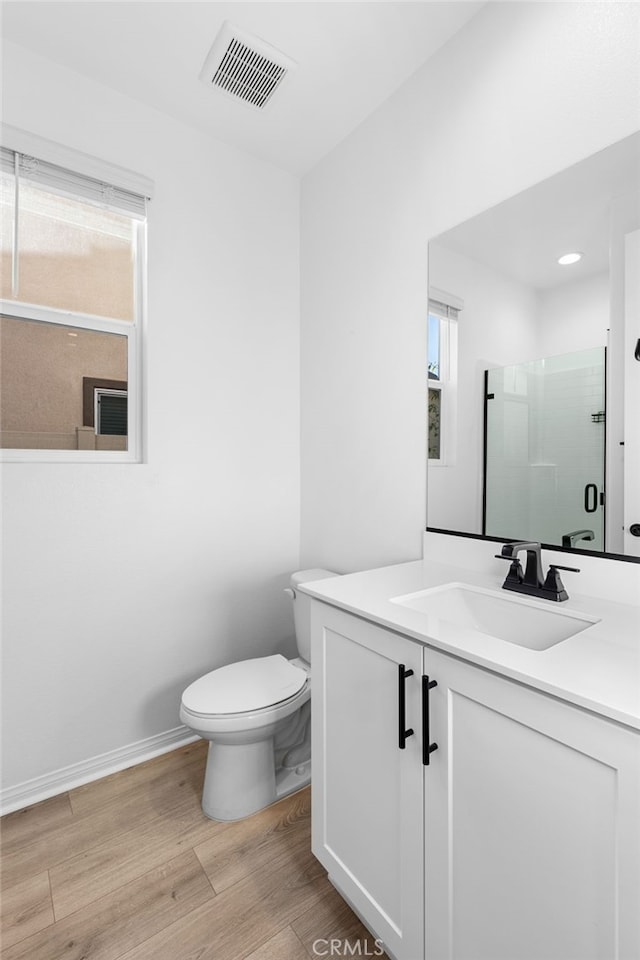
[179,568,337,821]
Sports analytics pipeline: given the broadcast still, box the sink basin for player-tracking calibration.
[390,583,598,651]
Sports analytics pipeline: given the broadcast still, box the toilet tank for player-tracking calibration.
[290,568,339,663]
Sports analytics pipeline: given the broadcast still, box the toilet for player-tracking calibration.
[179,568,338,821]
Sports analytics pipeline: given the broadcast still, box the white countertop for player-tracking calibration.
[300,556,640,730]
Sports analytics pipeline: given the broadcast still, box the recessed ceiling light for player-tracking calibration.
[557,252,582,265]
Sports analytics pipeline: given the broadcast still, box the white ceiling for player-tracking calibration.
[1,1,484,175]
[433,131,640,291]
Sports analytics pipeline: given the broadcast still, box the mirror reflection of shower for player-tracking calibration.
[427,133,640,557]
[483,347,606,551]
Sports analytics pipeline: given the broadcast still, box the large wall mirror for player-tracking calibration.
[427,131,640,560]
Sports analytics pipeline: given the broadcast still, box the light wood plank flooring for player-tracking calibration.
[0,741,388,960]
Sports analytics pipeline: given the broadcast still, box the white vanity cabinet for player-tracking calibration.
[310,599,425,959]
[310,600,640,960]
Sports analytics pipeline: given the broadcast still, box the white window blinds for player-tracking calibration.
[0,145,148,218]
[428,285,464,320]
[428,297,460,321]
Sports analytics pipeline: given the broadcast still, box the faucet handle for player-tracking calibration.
[543,564,580,602]
[494,554,524,585]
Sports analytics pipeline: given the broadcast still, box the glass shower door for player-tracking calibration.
[484,347,606,551]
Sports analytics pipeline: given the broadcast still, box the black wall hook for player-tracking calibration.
[635,338,640,361]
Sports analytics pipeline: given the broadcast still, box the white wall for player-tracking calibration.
[538,273,609,358]
[300,1,640,573]
[1,41,300,790]
[607,196,640,552]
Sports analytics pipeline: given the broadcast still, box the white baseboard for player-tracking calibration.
[0,725,199,816]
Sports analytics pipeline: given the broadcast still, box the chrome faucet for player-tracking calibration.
[495,541,580,602]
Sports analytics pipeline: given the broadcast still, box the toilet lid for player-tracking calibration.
[181,654,307,715]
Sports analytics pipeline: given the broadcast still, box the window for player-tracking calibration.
[0,126,151,461]
[427,294,459,465]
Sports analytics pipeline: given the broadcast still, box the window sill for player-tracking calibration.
[1,449,141,464]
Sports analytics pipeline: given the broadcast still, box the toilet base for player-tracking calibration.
[198,700,311,822]
[200,742,311,822]
[275,758,311,801]
[202,739,274,821]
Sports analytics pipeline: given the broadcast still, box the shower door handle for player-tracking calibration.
[398,664,414,749]
[584,484,598,513]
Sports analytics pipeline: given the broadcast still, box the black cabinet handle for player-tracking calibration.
[422,675,438,765]
[398,664,414,749]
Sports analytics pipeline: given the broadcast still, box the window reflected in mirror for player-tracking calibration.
[427,298,458,466]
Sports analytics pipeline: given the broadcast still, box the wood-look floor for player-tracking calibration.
[0,741,388,960]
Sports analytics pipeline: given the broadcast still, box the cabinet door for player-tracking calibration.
[424,648,640,960]
[311,602,424,960]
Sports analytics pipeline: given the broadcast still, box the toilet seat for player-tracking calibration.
[181,654,307,717]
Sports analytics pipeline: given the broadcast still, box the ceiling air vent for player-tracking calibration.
[199,21,296,110]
